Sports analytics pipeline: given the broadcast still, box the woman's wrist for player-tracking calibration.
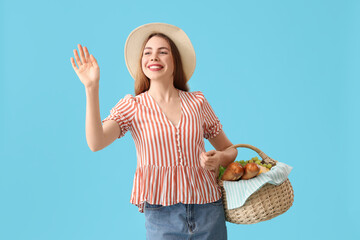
[218,148,238,168]
[85,84,99,94]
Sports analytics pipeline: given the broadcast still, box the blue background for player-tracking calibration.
[1,0,359,239]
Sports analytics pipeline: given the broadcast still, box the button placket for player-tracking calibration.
[176,129,183,165]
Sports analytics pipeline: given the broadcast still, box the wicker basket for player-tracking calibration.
[218,144,294,224]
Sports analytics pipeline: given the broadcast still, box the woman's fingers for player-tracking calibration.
[84,46,92,64]
[83,46,90,64]
[78,44,87,64]
[205,150,216,156]
[90,54,99,68]
[200,153,211,169]
[73,49,82,67]
[83,46,99,68]
[70,57,78,71]
[200,152,219,172]
[71,44,99,71]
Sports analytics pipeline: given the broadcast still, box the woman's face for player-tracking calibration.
[141,36,174,82]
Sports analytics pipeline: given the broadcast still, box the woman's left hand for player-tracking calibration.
[200,150,223,177]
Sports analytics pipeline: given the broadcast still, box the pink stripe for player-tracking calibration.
[143,95,154,165]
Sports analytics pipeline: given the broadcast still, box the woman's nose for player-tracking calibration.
[150,54,159,61]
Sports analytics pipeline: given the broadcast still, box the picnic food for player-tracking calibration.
[221,162,244,181]
[257,165,270,176]
[218,157,275,181]
[241,163,260,180]
[238,157,273,170]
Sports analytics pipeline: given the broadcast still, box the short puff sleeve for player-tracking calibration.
[195,91,223,139]
[101,94,138,139]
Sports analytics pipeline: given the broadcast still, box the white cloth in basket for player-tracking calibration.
[222,162,293,210]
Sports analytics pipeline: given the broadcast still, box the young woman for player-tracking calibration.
[70,23,238,240]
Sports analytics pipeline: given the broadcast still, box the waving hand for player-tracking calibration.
[70,44,100,89]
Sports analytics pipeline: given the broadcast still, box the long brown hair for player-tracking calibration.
[134,33,190,96]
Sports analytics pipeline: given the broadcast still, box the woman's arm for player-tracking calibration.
[85,86,120,152]
[71,44,120,151]
[217,146,238,167]
[200,130,238,173]
[208,130,238,167]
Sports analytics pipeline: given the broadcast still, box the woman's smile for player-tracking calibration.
[148,64,164,71]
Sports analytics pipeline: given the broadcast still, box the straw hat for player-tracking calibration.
[124,22,196,82]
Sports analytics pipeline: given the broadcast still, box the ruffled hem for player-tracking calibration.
[102,113,129,139]
[130,165,222,213]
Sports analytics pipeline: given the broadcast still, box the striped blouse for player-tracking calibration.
[102,89,223,213]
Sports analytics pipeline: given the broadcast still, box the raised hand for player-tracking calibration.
[70,44,100,89]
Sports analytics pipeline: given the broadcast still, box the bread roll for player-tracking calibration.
[241,163,260,180]
[221,162,244,181]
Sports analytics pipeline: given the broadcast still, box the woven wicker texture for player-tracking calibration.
[219,144,294,224]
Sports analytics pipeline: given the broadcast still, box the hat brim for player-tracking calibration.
[124,22,196,82]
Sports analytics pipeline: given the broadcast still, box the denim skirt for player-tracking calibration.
[144,197,227,240]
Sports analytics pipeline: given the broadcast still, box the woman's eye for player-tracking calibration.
[143,51,167,55]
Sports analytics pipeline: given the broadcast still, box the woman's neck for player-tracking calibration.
[148,81,178,103]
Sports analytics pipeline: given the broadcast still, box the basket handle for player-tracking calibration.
[224,144,277,164]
